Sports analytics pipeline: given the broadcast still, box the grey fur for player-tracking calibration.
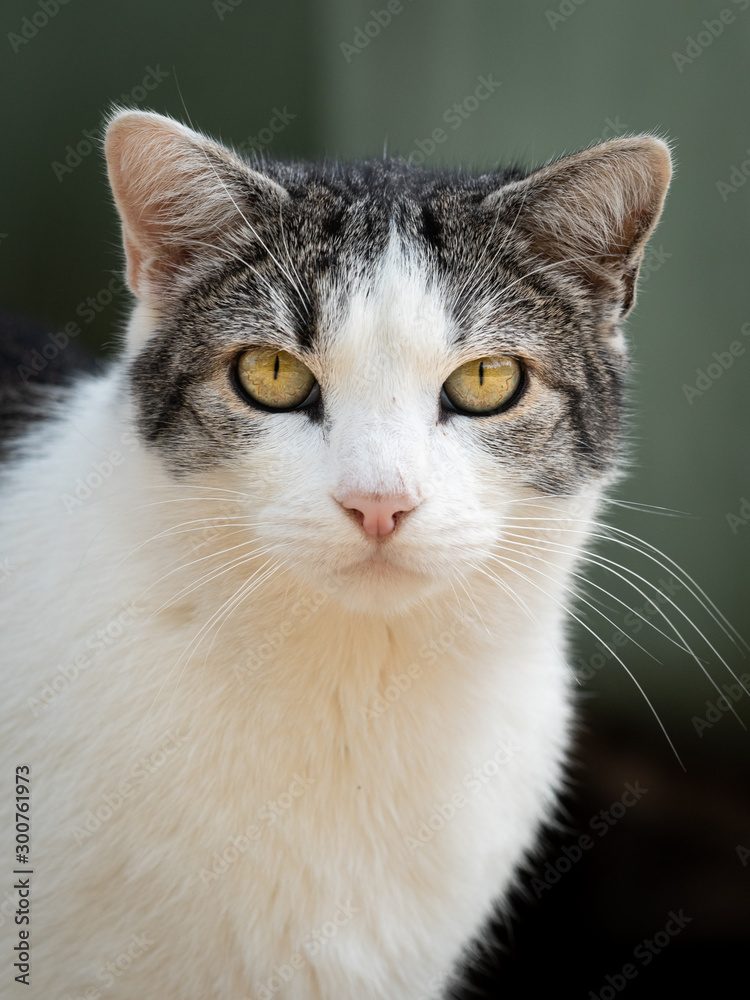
[128,150,640,494]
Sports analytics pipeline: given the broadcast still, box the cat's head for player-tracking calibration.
[104,111,670,615]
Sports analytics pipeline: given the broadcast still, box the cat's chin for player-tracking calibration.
[329,555,439,615]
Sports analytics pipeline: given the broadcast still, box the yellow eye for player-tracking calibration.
[443,356,522,415]
[236,348,317,411]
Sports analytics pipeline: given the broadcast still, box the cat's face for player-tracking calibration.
[108,112,670,613]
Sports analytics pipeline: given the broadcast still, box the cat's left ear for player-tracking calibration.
[104,109,289,305]
[485,136,672,317]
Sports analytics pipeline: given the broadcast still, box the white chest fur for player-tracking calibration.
[0,387,575,999]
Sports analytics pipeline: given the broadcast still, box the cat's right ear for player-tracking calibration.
[104,109,289,305]
[483,136,672,319]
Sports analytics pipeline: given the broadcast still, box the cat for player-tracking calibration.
[0,110,672,999]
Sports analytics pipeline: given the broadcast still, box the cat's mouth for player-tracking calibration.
[340,548,426,583]
[343,551,400,574]
[330,548,437,614]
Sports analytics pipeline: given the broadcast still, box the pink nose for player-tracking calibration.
[338,494,417,537]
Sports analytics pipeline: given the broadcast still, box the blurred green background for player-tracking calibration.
[1,0,748,747]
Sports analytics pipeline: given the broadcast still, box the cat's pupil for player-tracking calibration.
[273,354,280,380]
[478,361,484,387]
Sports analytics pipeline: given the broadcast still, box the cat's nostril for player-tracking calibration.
[338,494,417,538]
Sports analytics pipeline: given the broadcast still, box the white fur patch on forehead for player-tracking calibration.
[317,229,454,409]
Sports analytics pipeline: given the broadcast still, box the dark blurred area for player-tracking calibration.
[454,702,750,996]
[1,0,748,990]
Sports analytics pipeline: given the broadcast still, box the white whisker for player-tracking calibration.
[487,551,685,770]
[499,513,747,655]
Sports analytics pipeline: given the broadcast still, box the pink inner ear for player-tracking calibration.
[492,137,672,308]
[120,230,144,298]
[120,190,197,296]
[105,111,290,305]
[106,114,201,301]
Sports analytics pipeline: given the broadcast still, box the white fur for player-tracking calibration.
[0,233,607,999]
